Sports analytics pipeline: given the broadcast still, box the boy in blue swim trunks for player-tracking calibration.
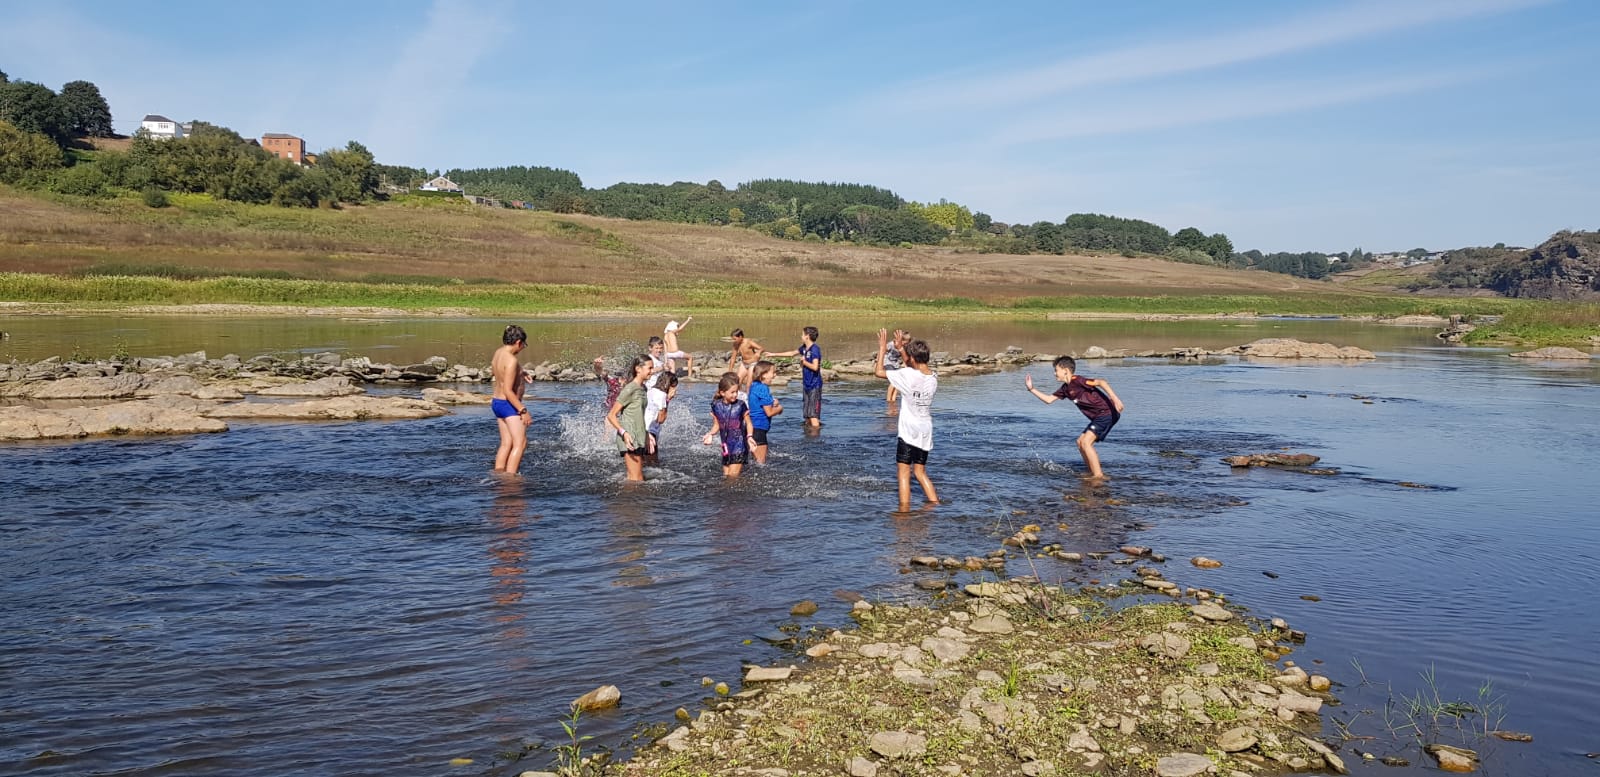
[491,325,533,475]
[1025,355,1126,480]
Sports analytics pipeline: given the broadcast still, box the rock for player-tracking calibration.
[868,731,927,760]
[60,402,229,437]
[192,385,244,400]
[805,643,836,658]
[1190,603,1234,622]
[1137,632,1192,660]
[1424,744,1478,773]
[1509,346,1591,360]
[1142,578,1178,591]
[138,375,205,396]
[1277,693,1322,714]
[1021,760,1056,776]
[846,756,878,777]
[1217,727,1258,752]
[1325,752,1349,774]
[964,582,1008,598]
[791,600,819,617]
[572,684,620,711]
[1236,338,1376,359]
[1191,557,1223,568]
[920,637,971,663]
[205,396,447,420]
[0,406,86,440]
[1223,453,1321,468]
[1119,545,1150,556]
[1309,675,1332,692]
[420,387,492,405]
[1490,730,1533,742]
[968,614,1014,634]
[743,666,794,682]
[28,373,145,400]
[1083,346,1109,359]
[256,376,363,397]
[1067,729,1101,752]
[1156,752,1214,777]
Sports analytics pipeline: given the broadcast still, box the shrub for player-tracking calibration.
[1164,246,1215,265]
[141,186,169,208]
[50,163,110,197]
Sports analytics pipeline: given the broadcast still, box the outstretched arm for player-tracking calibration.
[1025,374,1060,404]
[800,349,821,372]
[873,329,889,379]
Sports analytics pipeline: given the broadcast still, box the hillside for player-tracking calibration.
[0,189,1327,302]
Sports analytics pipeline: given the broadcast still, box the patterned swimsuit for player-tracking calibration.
[711,398,749,463]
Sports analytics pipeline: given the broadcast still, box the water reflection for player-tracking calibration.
[487,479,533,651]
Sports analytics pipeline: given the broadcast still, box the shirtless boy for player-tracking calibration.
[491,325,533,475]
[728,328,765,399]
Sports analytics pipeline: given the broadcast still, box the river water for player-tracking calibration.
[1,316,1596,776]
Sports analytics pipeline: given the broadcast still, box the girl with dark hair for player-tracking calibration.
[701,371,753,477]
[605,355,653,481]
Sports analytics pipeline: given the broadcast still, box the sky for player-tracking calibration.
[3,0,1597,252]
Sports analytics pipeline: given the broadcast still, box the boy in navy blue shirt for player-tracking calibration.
[770,327,823,429]
[747,360,782,463]
[1025,355,1126,480]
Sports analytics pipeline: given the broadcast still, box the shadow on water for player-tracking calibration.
[0,338,1597,776]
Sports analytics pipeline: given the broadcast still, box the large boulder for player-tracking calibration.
[60,402,228,436]
[205,396,447,421]
[256,376,364,397]
[0,407,87,440]
[1235,338,1375,359]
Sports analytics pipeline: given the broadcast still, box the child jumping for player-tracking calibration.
[747,360,782,463]
[874,328,939,510]
[1025,355,1126,480]
[702,371,753,477]
[662,317,695,375]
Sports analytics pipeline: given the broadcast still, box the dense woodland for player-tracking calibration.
[2,66,1593,296]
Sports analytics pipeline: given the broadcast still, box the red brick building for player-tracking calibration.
[261,133,306,164]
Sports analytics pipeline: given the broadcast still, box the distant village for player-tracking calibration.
[138,114,536,210]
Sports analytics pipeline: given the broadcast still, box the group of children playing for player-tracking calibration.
[491,319,1125,509]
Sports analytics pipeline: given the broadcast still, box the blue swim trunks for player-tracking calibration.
[491,398,520,419]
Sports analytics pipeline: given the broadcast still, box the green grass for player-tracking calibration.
[1462,302,1600,347]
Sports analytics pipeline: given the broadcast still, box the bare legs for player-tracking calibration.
[1077,430,1106,479]
[494,416,528,475]
[622,451,644,482]
[895,462,939,510]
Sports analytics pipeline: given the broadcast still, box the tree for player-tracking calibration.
[0,80,69,145]
[1172,227,1207,252]
[972,211,993,232]
[909,200,975,233]
[1203,232,1233,263]
[0,70,8,84]
[316,140,378,202]
[0,119,65,184]
[59,80,113,137]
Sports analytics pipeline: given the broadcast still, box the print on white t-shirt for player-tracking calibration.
[886,367,937,451]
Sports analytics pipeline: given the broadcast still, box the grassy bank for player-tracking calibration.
[0,272,1573,321]
[1462,303,1600,347]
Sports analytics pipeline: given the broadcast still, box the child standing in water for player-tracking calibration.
[883,328,910,414]
[1025,355,1126,480]
[767,326,822,429]
[644,371,678,466]
[747,360,782,464]
[605,355,653,481]
[662,317,695,375]
[702,372,753,477]
[874,328,939,510]
[491,325,533,475]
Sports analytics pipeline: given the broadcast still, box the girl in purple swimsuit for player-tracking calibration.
[701,372,753,477]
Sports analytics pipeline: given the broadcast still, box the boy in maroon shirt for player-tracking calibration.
[1025,355,1126,479]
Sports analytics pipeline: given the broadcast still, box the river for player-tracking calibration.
[1,315,1595,776]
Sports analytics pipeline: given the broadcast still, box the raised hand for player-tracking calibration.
[1025,374,1034,390]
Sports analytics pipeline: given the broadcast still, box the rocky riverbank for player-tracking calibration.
[605,568,1347,777]
[0,338,1378,441]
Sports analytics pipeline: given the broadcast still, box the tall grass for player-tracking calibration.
[1463,302,1600,346]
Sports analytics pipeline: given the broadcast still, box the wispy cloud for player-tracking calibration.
[883,0,1551,113]
[365,0,515,165]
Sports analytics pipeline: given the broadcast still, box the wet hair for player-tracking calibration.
[653,371,678,391]
[502,325,527,345]
[802,326,819,342]
[628,354,652,379]
[1052,355,1077,374]
[647,335,663,348]
[716,371,740,394]
[753,360,775,381]
[904,339,931,366]
[730,328,744,338]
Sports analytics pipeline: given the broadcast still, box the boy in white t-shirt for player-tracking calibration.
[644,371,678,466]
[874,328,939,510]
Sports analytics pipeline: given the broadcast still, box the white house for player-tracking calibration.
[139,114,184,139]
[419,175,462,193]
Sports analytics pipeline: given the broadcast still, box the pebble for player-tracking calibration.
[969,614,1015,634]
[1156,753,1214,777]
[1309,675,1331,692]
[572,684,621,711]
[744,666,793,683]
[1191,556,1223,568]
[791,600,818,616]
[868,731,927,760]
[1217,727,1258,752]
[846,756,878,777]
[1190,603,1234,622]
[1425,744,1478,773]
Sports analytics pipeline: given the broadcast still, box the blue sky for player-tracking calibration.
[3,0,1596,252]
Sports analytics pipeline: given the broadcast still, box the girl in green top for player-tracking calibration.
[605,355,653,481]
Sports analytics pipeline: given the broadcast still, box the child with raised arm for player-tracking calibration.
[747,360,782,464]
[702,372,753,477]
[874,328,939,510]
[605,355,653,482]
[662,317,695,375]
[766,326,822,429]
[883,328,909,414]
[1025,355,1127,480]
[491,325,533,475]
[644,371,678,466]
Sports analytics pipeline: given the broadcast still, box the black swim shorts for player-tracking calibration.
[895,437,929,466]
